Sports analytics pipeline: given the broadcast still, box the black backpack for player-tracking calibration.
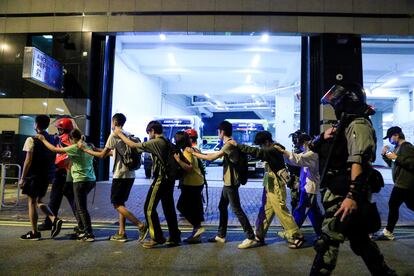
[115,135,142,171]
[225,142,249,185]
[157,137,188,181]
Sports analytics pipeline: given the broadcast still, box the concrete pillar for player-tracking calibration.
[371,110,386,166]
[301,34,363,135]
[275,93,295,149]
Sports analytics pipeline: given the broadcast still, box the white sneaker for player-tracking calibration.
[238,238,257,249]
[192,227,205,239]
[208,236,226,243]
[376,228,395,241]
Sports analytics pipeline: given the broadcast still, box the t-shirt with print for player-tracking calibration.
[221,140,241,186]
[105,132,136,179]
[64,144,96,183]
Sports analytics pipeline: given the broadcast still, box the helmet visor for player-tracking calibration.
[321,86,335,105]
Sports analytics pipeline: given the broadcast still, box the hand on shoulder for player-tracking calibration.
[35,134,45,141]
[227,140,237,147]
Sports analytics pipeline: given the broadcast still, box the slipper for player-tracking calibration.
[288,236,305,249]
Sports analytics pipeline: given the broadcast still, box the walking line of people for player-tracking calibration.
[17,82,413,275]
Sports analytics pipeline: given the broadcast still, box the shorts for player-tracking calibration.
[21,176,50,198]
[111,178,135,205]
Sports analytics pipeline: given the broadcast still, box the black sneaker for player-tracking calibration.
[38,223,52,231]
[20,231,41,241]
[51,218,63,238]
[165,237,181,247]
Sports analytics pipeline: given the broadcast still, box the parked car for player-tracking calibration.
[246,152,265,178]
[201,142,223,166]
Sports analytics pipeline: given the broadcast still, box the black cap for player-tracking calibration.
[383,126,402,140]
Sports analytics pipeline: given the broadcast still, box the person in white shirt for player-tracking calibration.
[274,133,323,236]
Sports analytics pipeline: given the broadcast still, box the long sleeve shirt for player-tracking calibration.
[237,144,286,192]
[383,141,414,191]
[285,150,320,194]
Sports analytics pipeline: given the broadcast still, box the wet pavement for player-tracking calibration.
[0,223,413,275]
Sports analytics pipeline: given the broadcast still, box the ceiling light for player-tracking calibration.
[42,102,47,106]
[168,53,176,66]
[260,33,269,43]
[204,93,210,99]
[159,33,166,41]
[0,44,9,51]
[43,35,52,39]
[383,78,398,87]
[251,54,261,68]
[245,75,252,83]
[0,92,6,96]
[251,95,256,98]
[56,107,64,112]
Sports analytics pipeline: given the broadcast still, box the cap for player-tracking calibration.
[185,129,198,138]
[383,126,402,140]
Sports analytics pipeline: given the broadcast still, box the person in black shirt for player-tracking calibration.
[18,115,63,240]
[375,126,414,241]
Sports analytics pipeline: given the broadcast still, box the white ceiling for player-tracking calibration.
[115,34,414,118]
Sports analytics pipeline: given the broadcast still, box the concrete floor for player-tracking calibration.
[1,223,413,276]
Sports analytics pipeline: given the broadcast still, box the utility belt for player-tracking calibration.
[322,168,350,196]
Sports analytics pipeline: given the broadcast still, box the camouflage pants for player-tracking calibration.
[289,175,300,213]
[310,189,392,275]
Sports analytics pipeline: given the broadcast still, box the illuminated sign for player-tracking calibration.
[159,119,192,126]
[22,47,63,92]
[233,123,265,131]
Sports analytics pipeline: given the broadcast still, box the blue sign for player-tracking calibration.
[22,47,63,92]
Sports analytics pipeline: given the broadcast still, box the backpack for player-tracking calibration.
[115,135,142,171]
[275,167,291,186]
[225,142,249,185]
[157,137,188,181]
[366,167,384,193]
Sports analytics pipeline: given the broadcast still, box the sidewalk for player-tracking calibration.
[1,168,413,227]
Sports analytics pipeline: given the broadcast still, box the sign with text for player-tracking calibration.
[22,47,63,92]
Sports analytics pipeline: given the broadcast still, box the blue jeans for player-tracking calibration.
[293,191,323,236]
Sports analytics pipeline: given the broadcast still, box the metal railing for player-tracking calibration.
[0,163,22,210]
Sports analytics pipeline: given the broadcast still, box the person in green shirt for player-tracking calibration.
[37,128,96,242]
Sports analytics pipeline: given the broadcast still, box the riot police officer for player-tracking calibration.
[309,83,396,275]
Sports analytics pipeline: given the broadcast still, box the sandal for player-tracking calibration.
[288,236,305,249]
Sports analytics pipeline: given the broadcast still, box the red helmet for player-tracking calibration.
[185,129,198,139]
[55,118,74,131]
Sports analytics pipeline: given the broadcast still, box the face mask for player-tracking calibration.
[389,139,398,146]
